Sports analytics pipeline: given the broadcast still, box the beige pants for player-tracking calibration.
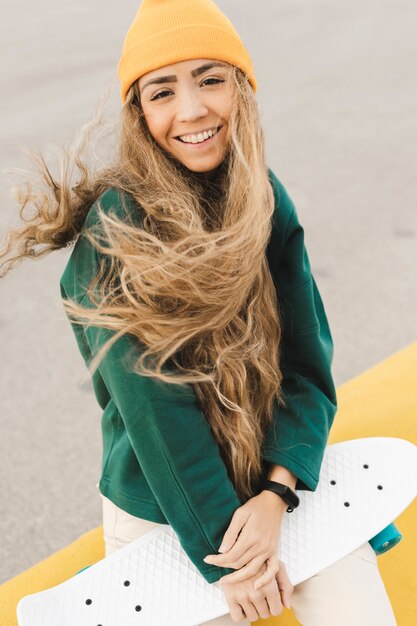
[100,493,397,626]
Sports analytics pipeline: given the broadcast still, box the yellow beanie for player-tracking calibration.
[117,0,257,103]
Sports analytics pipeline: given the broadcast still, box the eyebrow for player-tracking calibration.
[140,62,229,94]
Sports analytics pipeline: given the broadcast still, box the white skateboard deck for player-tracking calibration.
[17,437,417,626]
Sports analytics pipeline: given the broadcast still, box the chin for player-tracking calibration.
[180,153,226,172]
[184,163,219,174]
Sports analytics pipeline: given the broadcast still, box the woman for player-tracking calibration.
[1,0,397,624]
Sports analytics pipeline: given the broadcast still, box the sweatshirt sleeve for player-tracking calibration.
[61,190,243,585]
[261,173,338,491]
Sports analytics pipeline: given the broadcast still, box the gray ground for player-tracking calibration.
[0,0,416,584]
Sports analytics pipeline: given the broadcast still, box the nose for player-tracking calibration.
[175,87,209,123]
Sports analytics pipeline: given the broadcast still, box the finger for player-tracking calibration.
[253,554,281,589]
[240,600,259,623]
[253,554,280,589]
[219,509,251,553]
[219,554,267,584]
[205,514,255,564]
[205,538,259,569]
[276,562,294,609]
[265,583,284,617]
[252,595,273,620]
[229,602,246,624]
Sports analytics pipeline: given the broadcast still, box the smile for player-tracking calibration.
[175,126,223,147]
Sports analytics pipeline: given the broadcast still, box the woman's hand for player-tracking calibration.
[219,557,294,623]
[203,490,288,588]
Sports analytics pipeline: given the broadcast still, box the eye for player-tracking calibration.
[201,77,225,87]
[150,77,225,101]
[150,90,172,101]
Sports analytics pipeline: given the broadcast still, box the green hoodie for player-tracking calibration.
[59,168,337,584]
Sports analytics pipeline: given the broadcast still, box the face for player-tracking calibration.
[138,58,235,177]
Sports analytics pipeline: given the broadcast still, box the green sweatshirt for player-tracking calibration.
[59,168,337,584]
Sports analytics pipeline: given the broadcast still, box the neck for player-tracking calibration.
[192,164,222,183]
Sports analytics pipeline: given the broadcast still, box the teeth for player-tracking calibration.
[179,127,218,143]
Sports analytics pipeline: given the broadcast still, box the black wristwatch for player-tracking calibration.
[261,480,300,513]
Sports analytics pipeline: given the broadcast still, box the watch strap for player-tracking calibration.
[262,480,300,512]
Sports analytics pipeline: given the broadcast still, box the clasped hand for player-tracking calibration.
[203,492,294,621]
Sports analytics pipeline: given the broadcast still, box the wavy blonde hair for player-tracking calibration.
[0,65,286,502]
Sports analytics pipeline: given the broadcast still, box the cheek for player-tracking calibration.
[142,110,170,144]
[213,92,235,124]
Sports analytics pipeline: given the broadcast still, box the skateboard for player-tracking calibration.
[17,436,417,626]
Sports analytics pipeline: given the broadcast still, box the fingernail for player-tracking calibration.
[218,544,228,553]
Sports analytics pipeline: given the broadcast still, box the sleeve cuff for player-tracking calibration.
[261,448,320,491]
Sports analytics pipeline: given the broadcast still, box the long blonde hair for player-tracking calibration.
[0,65,286,502]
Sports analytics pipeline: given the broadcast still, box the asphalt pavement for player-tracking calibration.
[0,0,416,584]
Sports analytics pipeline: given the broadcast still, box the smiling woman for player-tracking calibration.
[0,0,397,624]
[136,58,235,176]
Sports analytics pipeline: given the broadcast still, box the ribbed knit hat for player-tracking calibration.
[117,0,257,104]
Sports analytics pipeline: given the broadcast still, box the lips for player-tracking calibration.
[175,126,222,142]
